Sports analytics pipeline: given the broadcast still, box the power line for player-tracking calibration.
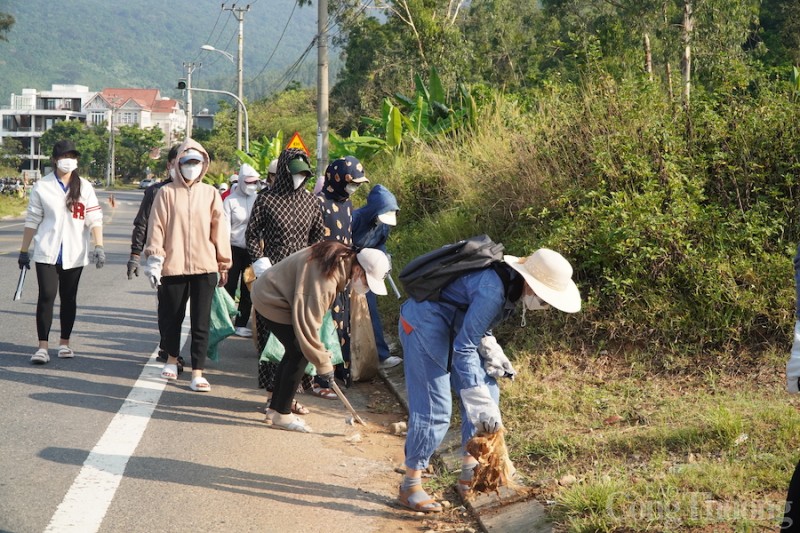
[188,8,227,64]
[248,0,299,83]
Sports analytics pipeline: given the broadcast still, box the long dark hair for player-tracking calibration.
[62,167,82,211]
[309,241,362,280]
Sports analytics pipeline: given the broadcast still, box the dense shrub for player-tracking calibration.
[377,73,800,363]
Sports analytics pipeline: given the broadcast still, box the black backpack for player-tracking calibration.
[399,235,505,302]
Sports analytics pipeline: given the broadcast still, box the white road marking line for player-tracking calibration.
[45,316,191,533]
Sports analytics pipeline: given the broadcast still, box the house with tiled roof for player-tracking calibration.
[85,88,186,147]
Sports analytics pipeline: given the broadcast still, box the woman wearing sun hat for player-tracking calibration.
[250,241,390,433]
[396,245,580,512]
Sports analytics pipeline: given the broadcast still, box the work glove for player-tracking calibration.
[788,320,800,394]
[93,246,105,269]
[127,254,140,279]
[252,257,272,278]
[144,255,164,289]
[18,251,30,270]
[478,335,517,380]
[460,384,503,435]
[317,370,336,389]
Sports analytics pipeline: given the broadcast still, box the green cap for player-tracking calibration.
[287,157,312,175]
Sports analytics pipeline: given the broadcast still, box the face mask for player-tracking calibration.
[244,184,258,196]
[292,173,307,190]
[56,158,78,174]
[169,167,177,179]
[345,183,359,195]
[181,163,203,182]
[352,278,370,295]
[523,293,550,311]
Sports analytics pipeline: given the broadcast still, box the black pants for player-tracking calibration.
[35,263,83,342]
[265,318,310,415]
[224,246,252,328]
[158,273,216,370]
[784,460,800,530]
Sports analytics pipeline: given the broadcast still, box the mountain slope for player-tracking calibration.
[0,0,335,110]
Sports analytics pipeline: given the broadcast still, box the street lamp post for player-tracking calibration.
[179,84,249,154]
[201,43,243,151]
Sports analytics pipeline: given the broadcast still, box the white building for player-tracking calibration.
[0,84,95,173]
[0,85,186,174]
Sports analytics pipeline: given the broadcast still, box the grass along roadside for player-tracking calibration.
[501,351,796,531]
[0,196,27,219]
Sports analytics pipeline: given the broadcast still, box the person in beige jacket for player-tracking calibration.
[251,241,389,432]
[144,138,232,392]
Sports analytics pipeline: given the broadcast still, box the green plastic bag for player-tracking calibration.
[259,310,343,376]
[208,287,238,361]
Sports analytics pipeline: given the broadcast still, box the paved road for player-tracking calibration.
[0,189,417,533]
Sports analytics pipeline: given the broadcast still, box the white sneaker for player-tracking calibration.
[234,327,253,338]
[380,355,403,369]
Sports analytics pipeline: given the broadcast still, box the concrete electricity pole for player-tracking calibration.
[223,3,250,152]
[183,62,199,139]
[317,0,329,179]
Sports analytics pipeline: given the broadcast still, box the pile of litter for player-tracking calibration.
[466,429,519,496]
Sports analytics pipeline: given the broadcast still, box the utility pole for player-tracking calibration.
[183,62,199,138]
[317,0,329,179]
[223,3,250,152]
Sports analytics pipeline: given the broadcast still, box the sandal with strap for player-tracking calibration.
[190,376,211,392]
[161,364,178,381]
[310,385,338,400]
[398,484,443,513]
[57,346,74,359]
[265,410,313,433]
[31,348,49,365]
[291,400,310,415]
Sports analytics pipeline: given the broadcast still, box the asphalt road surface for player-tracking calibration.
[0,188,432,533]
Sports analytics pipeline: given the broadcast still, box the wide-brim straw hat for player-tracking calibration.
[503,249,581,313]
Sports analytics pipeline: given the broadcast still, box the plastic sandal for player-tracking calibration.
[190,376,211,392]
[57,346,74,359]
[161,364,178,381]
[398,484,443,513]
[31,348,49,365]
[291,400,310,415]
[310,386,338,400]
[270,415,312,433]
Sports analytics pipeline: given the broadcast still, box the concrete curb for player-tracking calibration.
[378,364,552,532]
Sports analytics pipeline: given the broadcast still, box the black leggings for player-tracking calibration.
[265,318,310,415]
[158,273,216,370]
[224,246,252,327]
[35,263,83,342]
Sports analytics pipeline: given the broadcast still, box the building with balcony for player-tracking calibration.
[0,85,187,174]
[0,84,95,173]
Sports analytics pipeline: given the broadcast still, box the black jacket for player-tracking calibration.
[130,178,172,255]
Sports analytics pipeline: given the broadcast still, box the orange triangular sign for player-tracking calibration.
[286,132,310,155]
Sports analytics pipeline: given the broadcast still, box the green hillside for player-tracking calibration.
[0,0,337,110]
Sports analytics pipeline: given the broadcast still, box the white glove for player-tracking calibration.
[143,255,164,289]
[252,257,272,278]
[478,335,516,380]
[460,385,502,434]
[788,320,800,394]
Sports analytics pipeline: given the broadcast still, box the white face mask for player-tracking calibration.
[181,163,203,182]
[352,277,370,295]
[169,167,177,179]
[523,293,550,311]
[56,158,78,174]
[243,184,258,196]
[292,173,307,190]
[344,183,360,195]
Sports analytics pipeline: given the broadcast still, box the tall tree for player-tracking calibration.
[0,12,14,41]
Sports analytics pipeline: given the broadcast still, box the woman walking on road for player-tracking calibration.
[250,241,390,432]
[18,139,105,364]
[143,139,232,392]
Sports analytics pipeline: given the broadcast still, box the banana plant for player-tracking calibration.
[235,131,284,175]
[793,66,800,102]
[329,130,388,161]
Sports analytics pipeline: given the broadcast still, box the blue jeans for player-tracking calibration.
[367,291,391,361]
[399,317,499,470]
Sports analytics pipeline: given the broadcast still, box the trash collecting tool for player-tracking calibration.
[13,268,26,301]
[329,381,366,425]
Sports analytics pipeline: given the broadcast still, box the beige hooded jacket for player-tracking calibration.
[144,138,232,276]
